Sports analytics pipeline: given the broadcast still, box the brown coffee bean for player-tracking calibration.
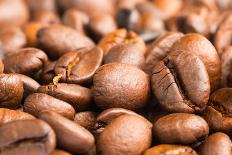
[202,88,232,133]
[88,14,117,41]
[15,73,40,98]
[0,26,26,55]
[28,0,57,15]
[24,93,75,119]
[93,63,150,110]
[74,111,97,131]
[171,33,221,91]
[39,111,95,154]
[151,51,210,113]
[214,12,232,55]
[104,43,145,69]
[50,149,71,155]
[199,132,231,155]
[94,108,147,134]
[144,144,197,155]
[153,113,209,144]
[54,47,103,85]
[0,0,29,27]
[0,108,35,126]
[62,9,89,34]
[37,25,95,59]
[97,114,152,155]
[38,83,92,111]
[220,46,232,87]
[0,74,24,109]
[98,29,146,56]
[0,119,56,155]
[3,48,48,76]
[41,60,57,84]
[145,31,184,74]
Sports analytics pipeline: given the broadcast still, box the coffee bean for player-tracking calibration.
[220,46,232,87]
[3,48,48,76]
[38,83,92,111]
[144,144,197,155]
[0,0,29,27]
[15,73,40,98]
[98,29,146,56]
[37,25,95,59]
[0,26,26,55]
[0,119,56,155]
[153,113,209,144]
[0,74,24,109]
[151,51,210,113]
[104,43,145,69]
[145,31,184,74]
[0,108,35,126]
[54,47,103,85]
[171,33,221,91]
[202,88,232,133]
[93,63,150,110]
[214,12,232,55]
[97,114,152,155]
[39,111,95,154]
[199,132,231,155]
[24,93,75,119]
[74,111,97,132]
[40,60,57,84]
[62,9,89,34]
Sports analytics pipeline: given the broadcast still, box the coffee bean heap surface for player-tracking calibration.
[1,0,232,155]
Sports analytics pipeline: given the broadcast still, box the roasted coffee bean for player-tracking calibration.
[0,108,35,126]
[93,63,150,110]
[214,12,232,55]
[153,113,209,144]
[39,111,95,154]
[220,46,232,87]
[23,22,44,47]
[38,83,92,111]
[0,119,56,155]
[202,88,232,133]
[0,26,26,56]
[88,14,117,41]
[3,48,48,76]
[0,74,24,109]
[171,33,221,91]
[151,51,210,113]
[74,111,97,131]
[104,43,145,69]
[0,0,29,27]
[98,29,146,56]
[50,149,71,155]
[94,108,145,134]
[199,132,231,155]
[62,9,89,34]
[54,47,103,85]
[96,114,152,155]
[41,60,57,84]
[144,144,197,155]
[145,31,184,74]
[24,93,75,119]
[28,0,57,15]
[15,74,40,98]
[37,25,95,59]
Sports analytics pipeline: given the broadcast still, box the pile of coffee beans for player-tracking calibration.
[1,0,232,155]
